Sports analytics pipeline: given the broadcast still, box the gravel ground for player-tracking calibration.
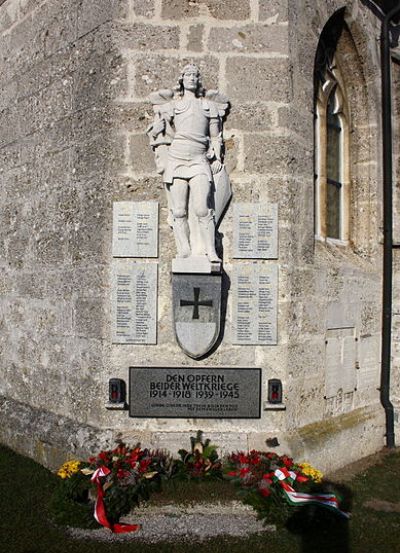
[67,501,275,543]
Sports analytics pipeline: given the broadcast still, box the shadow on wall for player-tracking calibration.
[286,482,353,553]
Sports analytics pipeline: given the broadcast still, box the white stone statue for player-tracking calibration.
[147,64,231,269]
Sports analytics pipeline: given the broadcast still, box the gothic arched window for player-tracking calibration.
[314,11,350,243]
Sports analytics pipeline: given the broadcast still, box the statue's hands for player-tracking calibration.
[211,159,223,175]
[152,118,166,137]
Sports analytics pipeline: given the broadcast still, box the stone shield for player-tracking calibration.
[214,166,232,226]
[172,273,222,359]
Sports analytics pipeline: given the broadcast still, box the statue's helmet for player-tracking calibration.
[181,63,200,77]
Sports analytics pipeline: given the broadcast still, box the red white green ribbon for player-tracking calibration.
[273,468,350,518]
[91,467,141,533]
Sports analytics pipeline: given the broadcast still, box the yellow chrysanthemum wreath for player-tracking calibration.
[299,462,323,483]
[57,460,81,479]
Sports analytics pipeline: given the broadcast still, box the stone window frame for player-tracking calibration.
[314,56,351,246]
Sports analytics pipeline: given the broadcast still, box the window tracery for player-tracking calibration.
[314,14,350,244]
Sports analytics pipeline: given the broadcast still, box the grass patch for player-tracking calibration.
[1,444,400,552]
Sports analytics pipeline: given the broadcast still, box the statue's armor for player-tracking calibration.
[163,98,218,184]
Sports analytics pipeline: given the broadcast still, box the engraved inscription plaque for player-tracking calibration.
[129,367,261,418]
[232,264,278,345]
[112,260,157,344]
[233,203,278,259]
[112,201,158,258]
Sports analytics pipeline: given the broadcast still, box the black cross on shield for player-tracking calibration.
[172,273,222,358]
[180,287,213,320]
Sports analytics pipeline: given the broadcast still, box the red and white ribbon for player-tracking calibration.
[91,467,141,533]
[273,469,350,518]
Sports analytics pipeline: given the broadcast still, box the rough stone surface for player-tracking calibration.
[133,54,220,98]
[115,23,180,51]
[161,0,200,19]
[243,134,313,176]
[187,24,204,52]
[226,57,292,103]
[259,0,288,23]
[130,134,158,173]
[208,24,288,54]
[132,0,155,18]
[0,396,115,469]
[205,0,251,20]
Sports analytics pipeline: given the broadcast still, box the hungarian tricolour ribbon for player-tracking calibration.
[91,467,141,533]
[273,468,350,518]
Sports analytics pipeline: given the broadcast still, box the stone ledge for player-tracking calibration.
[66,501,275,543]
[0,395,115,470]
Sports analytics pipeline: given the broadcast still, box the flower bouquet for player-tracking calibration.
[175,430,222,480]
[55,443,171,532]
[225,450,330,527]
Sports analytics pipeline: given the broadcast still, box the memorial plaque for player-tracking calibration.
[129,367,261,418]
[112,260,157,344]
[112,201,158,257]
[232,264,278,345]
[233,203,278,259]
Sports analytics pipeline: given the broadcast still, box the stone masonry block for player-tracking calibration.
[15,45,72,103]
[134,55,219,98]
[72,134,125,179]
[132,0,155,17]
[71,106,113,144]
[130,133,157,173]
[8,13,45,78]
[75,298,106,339]
[116,23,180,50]
[0,141,20,174]
[208,24,288,54]
[259,0,288,23]
[161,0,200,19]
[77,0,128,38]
[187,24,204,52]
[225,103,273,132]
[226,57,291,103]
[71,214,109,264]
[0,106,20,149]
[162,0,253,21]
[0,5,13,34]
[72,50,120,111]
[35,78,73,131]
[110,175,164,202]
[19,0,40,17]
[278,106,313,142]
[204,0,250,20]
[0,78,17,112]
[38,0,78,58]
[223,133,239,174]
[112,102,153,133]
[243,134,312,176]
[73,265,108,298]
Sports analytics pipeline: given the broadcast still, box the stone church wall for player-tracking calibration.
[0,0,124,465]
[0,0,391,471]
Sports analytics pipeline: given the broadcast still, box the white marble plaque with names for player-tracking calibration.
[232,264,278,345]
[233,203,278,259]
[112,201,158,258]
[112,260,157,344]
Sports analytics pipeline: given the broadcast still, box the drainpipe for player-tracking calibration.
[380,4,400,449]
